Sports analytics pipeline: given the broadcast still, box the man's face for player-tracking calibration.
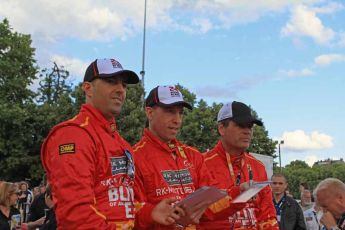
[317,191,344,218]
[146,105,184,143]
[218,120,253,153]
[83,77,126,120]
[301,190,312,206]
[271,176,288,197]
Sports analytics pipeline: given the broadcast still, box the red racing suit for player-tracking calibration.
[133,129,243,230]
[41,104,136,229]
[200,141,279,230]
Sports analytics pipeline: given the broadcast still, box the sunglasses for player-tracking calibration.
[124,149,135,179]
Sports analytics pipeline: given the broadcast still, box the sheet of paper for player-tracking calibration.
[175,186,227,226]
[232,181,271,203]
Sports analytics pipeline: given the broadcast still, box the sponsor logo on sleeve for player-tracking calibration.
[59,143,76,155]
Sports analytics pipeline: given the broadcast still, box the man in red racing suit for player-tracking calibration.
[200,101,278,230]
[133,86,246,230]
[41,58,176,229]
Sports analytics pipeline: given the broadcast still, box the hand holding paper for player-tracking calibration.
[174,186,228,227]
[232,181,271,203]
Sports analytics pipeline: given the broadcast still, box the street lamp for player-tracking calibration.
[278,140,284,171]
[140,0,147,93]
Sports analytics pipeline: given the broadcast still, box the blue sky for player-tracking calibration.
[1,0,344,166]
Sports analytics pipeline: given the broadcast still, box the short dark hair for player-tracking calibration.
[219,118,231,127]
[271,173,287,182]
[299,182,309,189]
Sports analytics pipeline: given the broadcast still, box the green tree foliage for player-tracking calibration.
[276,160,345,199]
[0,19,37,103]
[117,83,146,145]
[179,100,220,152]
[0,19,38,181]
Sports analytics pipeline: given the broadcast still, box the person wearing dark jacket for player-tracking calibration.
[28,192,48,222]
[272,173,306,230]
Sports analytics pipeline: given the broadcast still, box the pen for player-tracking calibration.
[236,172,241,186]
[248,165,253,187]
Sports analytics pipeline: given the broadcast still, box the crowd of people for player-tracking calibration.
[1,57,344,230]
[0,179,55,230]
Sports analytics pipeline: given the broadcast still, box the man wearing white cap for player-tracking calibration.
[133,86,247,230]
[201,101,279,229]
[41,59,178,229]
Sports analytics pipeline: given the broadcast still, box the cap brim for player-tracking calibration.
[156,101,193,110]
[233,116,263,126]
[99,70,139,84]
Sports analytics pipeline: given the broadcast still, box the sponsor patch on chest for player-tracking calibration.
[161,169,193,185]
[59,143,76,155]
[111,156,127,175]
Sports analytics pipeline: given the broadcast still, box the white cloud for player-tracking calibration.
[278,130,333,152]
[0,0,327,45]
[314,54,345,66]
[0,0,146,42]
[281,4,336,44]
[50,55,90,82]
[304,155,320,166]
[279,68,314,77]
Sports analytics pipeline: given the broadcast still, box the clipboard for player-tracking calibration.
[232,181,271,203]
[174,186,227,226]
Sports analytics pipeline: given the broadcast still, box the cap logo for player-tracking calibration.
[110,59,123,69]
[169,86,180,97]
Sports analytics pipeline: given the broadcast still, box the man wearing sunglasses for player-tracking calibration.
[133,86,247,229]
[201,101,279,229]
[41,59,178,229]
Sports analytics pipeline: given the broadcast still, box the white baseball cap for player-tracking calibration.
[83,58,139,84]
[145,85,192,110]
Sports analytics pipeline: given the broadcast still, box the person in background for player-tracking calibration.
[271,173,306,230]
[314,178,345,230]
[17,181,33,222]
[0,182,21,230]
[38,185,46,195]
[133,86,247,229]
[300,190,314,211]
[303,203,323,230]
[300,183,309,196]
[41,58,180,229]
[201,101,278,230]
[32,187,40,199]
[38,183,56,230]
[28,180,48,225]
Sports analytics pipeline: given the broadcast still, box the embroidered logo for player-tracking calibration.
[161,169,193,185]
[110,156,127,175]
[59,143,76,155]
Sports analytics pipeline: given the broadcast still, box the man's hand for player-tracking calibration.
[152,197,185,225]
[240,182,250,192]
[176,199,212,225]
[321,211,337,229]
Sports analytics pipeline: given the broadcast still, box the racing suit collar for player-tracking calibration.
[81,104,117,134]
[143,128,179,154]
